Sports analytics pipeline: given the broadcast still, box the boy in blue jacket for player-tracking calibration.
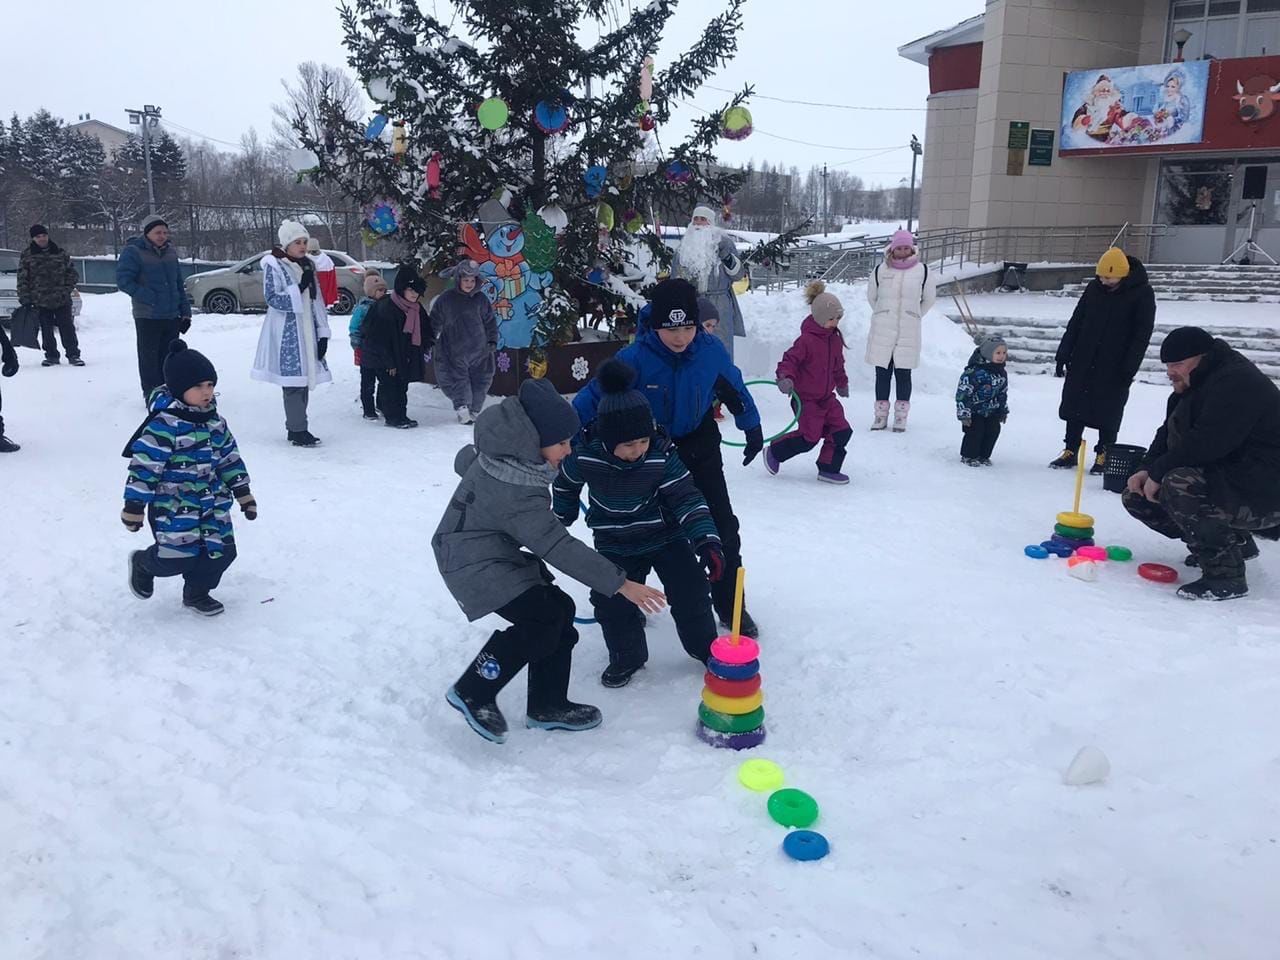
[956,335,1010,466]
[574,279,764,638]
[555,359,724,687]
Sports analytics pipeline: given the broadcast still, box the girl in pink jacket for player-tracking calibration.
[763,281,852,484]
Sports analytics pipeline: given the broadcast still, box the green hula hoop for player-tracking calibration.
[721,380,803,447]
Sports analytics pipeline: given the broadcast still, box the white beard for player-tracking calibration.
[677,225,721,293]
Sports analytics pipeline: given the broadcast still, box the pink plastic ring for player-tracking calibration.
[710,635,760,664]
[1077,546,1108,561]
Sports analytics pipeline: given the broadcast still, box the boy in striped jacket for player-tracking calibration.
[122,341,257,617]
[553,359,724,688]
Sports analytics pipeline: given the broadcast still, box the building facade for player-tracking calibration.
[900,0,1280,263]
[69,118,132,157]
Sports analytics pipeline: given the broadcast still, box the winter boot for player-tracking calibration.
[69,357,85,367]
[718,607,760,640]
[601,662,644,688]
[1178,545,1248,601]
[871,400,890,431]
[456,408,475,425]
[1089,446,1108,476]
[1186,533,1260,568]
[183,594,225,616]
[386,417,418,429]
[892,400,910,433]
[764,445,781,475]
[41,358,59,367]
[962,457,982,467]
[817,469,850,484]
[362,403,379,420]
[526,701,603,731]
[288,430,322,447]
[0,435,19,453]
[1048,448,1078,469]
[446,685,509,743]
[128,550,154,600]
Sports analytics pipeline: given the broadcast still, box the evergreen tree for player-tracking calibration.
[300,0,803,348]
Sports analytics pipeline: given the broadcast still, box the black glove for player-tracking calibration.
[298,263,317,297]
[317,337,328,361]
[1055,361,1067,378]
[179,317,192,334]
[2,358,16,378]
[742,425,764,466]
[697,542,726,583]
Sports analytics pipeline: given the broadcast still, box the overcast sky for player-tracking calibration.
[6,0,978,188]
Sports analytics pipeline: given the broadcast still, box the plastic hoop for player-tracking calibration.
[721,380,802,447]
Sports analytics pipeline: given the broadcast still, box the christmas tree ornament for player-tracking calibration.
[536,205,569,235]
[527,355,549,379]
[391,121,408,161]
[426,152,443,199]
[596,202,616,232]
[285,148,320,172]
[587,266,606,285]
[624,209,645,233]
[584,164,608,198]
[635,101,650,117]
[521,211,558,274]
[367,76,394,103]
[364,199,400,237]
[721,106,753,141]
[722,194,736,223]
[364,114,389,140]
[639,56,654,101]
[664,161,692,184]
[639,112,655,132]
[477,97,509,131]
[534,99,571,135]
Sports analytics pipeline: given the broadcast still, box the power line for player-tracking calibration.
[703,83,927,112]
[675,97,909,153]
[162,119,245,151]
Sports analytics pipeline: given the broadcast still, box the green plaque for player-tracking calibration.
[1007,121,1030,150]
[1029,129,1055,166]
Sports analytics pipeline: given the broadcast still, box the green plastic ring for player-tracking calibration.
[1106,545,1134,562]
[1054,523,1094,539]
[767,788,820,828]
[698,702,765,734]
[721,380,803,447]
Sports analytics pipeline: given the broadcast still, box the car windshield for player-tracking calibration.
[0,253,18,273]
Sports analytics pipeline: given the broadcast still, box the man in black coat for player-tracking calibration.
[1050,247,1156,474]
[1123,327,1280,601]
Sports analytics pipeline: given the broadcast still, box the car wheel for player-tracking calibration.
[203,290,239,315]
[333,289,356,316]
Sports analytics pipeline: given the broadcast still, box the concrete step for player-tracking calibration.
[957,316,1280,341]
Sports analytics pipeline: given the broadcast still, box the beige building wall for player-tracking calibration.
[921,90,978,231]
[968,0,1169,232]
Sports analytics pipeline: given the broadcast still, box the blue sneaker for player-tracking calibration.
[526,702,603,731]
[764,445,780,476]
[446,685,508,743]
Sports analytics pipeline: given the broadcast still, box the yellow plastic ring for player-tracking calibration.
[701,687,764,715]
[1057,511,1095,529]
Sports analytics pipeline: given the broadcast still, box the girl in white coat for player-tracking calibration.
[865,229,937,432]
[251,220,332,447]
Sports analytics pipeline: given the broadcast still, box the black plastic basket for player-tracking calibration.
[1103,443,1147,494]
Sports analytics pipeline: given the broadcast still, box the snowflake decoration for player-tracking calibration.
[496,350,512,373]
[571,356,590,382]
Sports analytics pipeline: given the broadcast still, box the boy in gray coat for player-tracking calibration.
[434,378,666,743]
[432,260,498,425]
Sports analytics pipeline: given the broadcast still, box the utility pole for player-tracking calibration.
[907,134,922,233]
[822,163,829,237]
[126,104,163,214]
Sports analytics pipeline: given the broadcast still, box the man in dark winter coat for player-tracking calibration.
[1050,247,1156,474]
[18,225,82,367]
[115,215,192,401]
[1123,326,1280,601]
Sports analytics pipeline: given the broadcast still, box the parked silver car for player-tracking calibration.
[0,248,82,319]
[185,249,367,316]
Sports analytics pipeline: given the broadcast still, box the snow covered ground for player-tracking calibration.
[954,291,1280,330]
[2,290,1279,959]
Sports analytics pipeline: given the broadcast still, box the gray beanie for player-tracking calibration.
[979,335,1007,362]
[696,297,720,325]
[518,379,580,447]
[141,214,169,236]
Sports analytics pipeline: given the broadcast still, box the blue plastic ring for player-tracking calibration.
[707,657,760,681]
[782,829,830,861]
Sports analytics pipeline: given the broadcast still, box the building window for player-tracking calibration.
[1159,160,1233,225]
[1168,0,1280,59]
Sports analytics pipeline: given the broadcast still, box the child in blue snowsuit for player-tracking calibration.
[554,359,724,688]
[349,271,387,419]
[956,335,1010,466]
[574,279,765,638]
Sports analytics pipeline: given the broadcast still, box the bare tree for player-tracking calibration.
[271,62,364,152]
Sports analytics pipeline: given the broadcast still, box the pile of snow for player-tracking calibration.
[737,281,976,392]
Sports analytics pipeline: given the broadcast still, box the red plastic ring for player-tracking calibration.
[703,671,762,698]
[1138,562,1179,583]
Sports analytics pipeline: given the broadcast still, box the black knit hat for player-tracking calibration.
[1160,326,1215,363]
[651,278,700,329]
[29,224,48,238]
[164,339,217,400]
[518,379,580,447]
[595,359,653,453]
[394,264,427,297]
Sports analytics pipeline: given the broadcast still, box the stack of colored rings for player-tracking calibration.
[696,635,766,750]
[1028,511,1098,559]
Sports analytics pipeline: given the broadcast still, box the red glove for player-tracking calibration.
[697,543,725,583]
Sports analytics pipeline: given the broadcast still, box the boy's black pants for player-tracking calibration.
[454,584,580,713]
[360,367,380,414]
[590,540,716,671]
[961,414,1003,460]
[376,370,408,422]
[139,543,237,600]
[673,413,743,622]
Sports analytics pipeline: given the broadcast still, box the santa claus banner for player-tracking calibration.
[1060,61,1209,152]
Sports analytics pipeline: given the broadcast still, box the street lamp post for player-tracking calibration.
[1173,28,1192,62]
[907,134,922,233]
[126,104,163,214]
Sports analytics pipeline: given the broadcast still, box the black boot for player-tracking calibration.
[1089,446,1107,476]
[717,607,759,640]
[128,550,154,600]
[449,630,528,744]
[288,430,322,447]
[0,435,20,453]
[1178,545,1248,601]
[183,594,226,616]
[446,685,509,743]
[1048,449,1078,469]
[526,702,602,731]
[600,662,644,688]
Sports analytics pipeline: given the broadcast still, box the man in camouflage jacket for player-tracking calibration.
[18,225,81,366]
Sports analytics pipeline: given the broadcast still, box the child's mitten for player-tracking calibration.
[776,377,794,395]
[121,505,145,532]
[697,542,725,583]
[236,490,258,521]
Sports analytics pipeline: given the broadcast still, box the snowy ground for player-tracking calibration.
[955,291,1280,329]
[2,291,1279,960]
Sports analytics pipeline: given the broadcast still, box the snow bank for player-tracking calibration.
[737,281,976,392]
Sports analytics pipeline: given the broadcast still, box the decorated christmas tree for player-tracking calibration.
[299,0,806,351]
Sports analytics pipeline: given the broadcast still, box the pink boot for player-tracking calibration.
[892,400,910,433]
[871,401,890,431]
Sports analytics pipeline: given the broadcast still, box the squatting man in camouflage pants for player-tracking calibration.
[1123,326,1280,601]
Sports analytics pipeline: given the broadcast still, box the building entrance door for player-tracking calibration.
[1152,158,1233,264]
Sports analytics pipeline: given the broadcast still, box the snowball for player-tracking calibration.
[1063,746,1110,786]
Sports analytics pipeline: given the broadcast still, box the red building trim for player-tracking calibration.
[929,43,983,94]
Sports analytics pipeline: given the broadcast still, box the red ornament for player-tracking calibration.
[639,113,655,132]
[426,152,442,199]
